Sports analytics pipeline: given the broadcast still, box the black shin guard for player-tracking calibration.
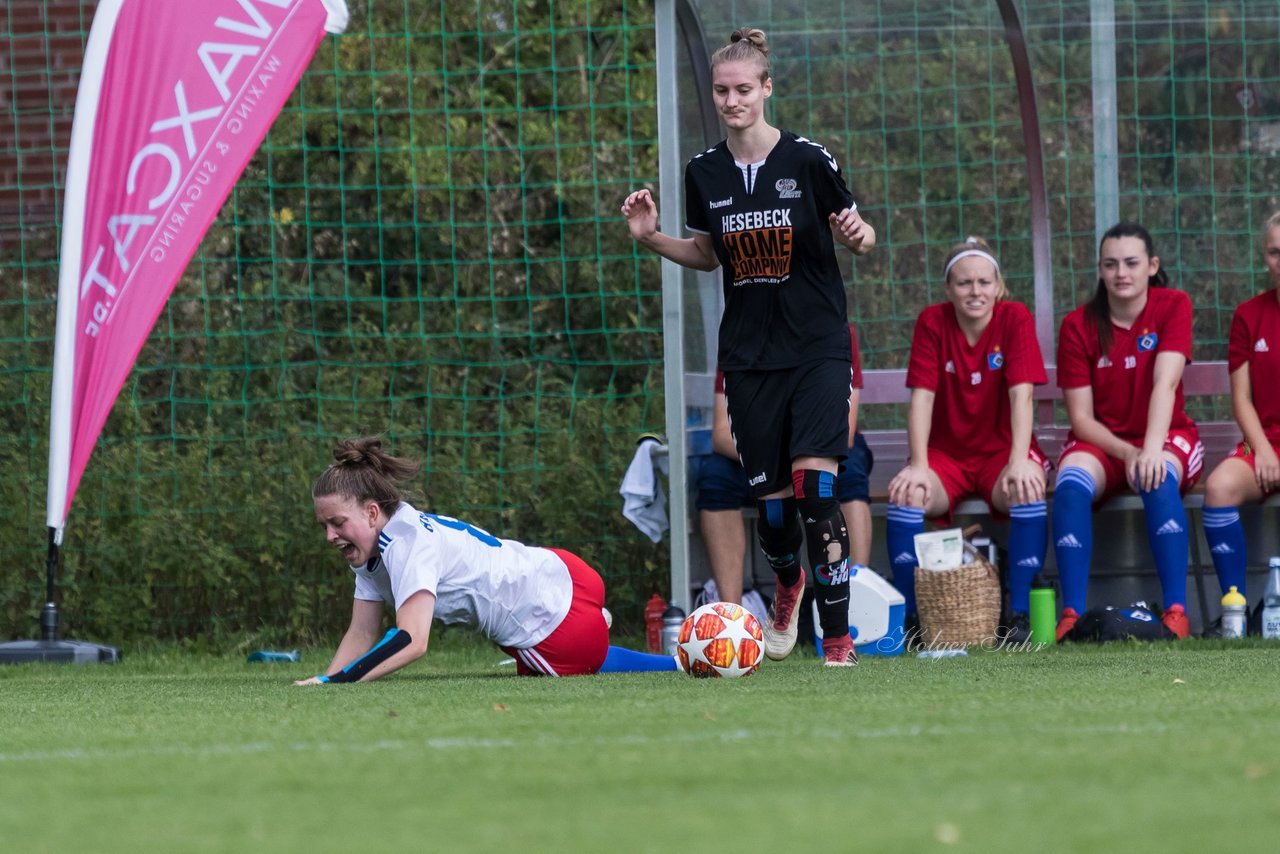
[795,470,851,638]
[754,496,803,588]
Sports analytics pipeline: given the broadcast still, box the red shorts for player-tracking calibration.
[1226,440,1280,498]
[500,549,609,677]
[1058,427,1203,500]
[929,444,1052,524]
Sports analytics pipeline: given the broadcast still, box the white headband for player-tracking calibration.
[944,248,1000,280]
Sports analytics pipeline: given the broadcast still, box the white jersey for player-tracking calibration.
[350,502,573,649]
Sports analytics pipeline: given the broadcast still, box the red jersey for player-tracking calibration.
[905,301,1046,460]
[1227,289,1280,444]
[715,323,863,392]
[1056,286,1195,442]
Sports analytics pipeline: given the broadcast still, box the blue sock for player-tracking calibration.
[1140,461,1189,608]
[1052,467,1096,613]
[1007,500,1048,614]
[1202,506,1248,596]
[886,504,926,615]
[598,645,678,673]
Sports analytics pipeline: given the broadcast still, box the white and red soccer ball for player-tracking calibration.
[676,602,763,678]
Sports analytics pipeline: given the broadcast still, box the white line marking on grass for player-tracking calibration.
[0,722,1170,765]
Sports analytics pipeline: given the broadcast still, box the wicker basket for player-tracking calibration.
[914,559,1001,647]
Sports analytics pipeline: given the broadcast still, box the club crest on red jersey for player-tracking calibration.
[987,348,1004,370]
[1137,330,1158,352]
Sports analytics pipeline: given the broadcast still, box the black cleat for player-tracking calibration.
[999,612,1032,645]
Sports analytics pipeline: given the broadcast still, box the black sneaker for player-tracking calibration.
[1201,616,1226,639]
[999,612,1032,645]
[903,612,922,650]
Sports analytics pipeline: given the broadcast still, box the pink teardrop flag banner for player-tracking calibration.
[48,0,349,530]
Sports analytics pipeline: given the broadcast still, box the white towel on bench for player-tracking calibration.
[620,437,669,542]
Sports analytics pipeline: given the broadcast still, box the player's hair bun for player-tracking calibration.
[729,27,769,56]
[315,436,421,513]
[332,436,384,470]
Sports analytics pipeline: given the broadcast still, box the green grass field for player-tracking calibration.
[2,636,1277,853]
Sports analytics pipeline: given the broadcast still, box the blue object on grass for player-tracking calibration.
[598,645,679,672]
[247,650,300,663]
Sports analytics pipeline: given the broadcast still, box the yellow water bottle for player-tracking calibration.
[1220,586,1247,639]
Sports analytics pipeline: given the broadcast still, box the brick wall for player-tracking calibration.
[1,1,95,228]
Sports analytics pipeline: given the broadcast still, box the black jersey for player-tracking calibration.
[685,130,857,370]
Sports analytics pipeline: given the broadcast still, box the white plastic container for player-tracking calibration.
[812,564,906,657]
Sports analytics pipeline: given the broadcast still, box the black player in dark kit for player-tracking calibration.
[622,27,876,667]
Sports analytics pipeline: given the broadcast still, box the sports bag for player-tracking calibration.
[1065,602,1176,642]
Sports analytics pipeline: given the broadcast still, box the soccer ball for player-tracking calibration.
[676,602,764,678]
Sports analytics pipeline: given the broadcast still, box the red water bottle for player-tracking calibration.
[644,593,667,652]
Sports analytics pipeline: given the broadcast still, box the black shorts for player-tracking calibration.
[723,358,852,498]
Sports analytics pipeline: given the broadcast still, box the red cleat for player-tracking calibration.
[762,572,805,661]
[1161,604,1190,639]
[1056,607,1080,643]
[821,633,858,667]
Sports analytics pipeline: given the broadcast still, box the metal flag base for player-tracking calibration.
[0,599,119,665]
[0,638,120,664]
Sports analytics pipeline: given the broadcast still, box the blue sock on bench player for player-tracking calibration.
[1140,460,1189,608]
[1202,506,1248,596]
[1007,500,1047,614]
[886,504,925,616]
[1052,467,1096,614]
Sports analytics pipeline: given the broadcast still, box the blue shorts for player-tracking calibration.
[694,432,874,510]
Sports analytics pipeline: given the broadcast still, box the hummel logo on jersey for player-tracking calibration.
[893,551,915,564]
[970,371,983,385]
[1256,338,1270,353]
[1211,542,1235,554]
[1124,355,1137,370]
[1156,519,1184,535]
[748,471,767,486]
[945,360,956,374]
[709,197,733,209]
[1097,355,1112,368]
[1057,534,1084,548]
[775,178,802,199]
[1017,556,1041,567]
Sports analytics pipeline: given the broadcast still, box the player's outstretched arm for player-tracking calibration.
[296,592,435,685]
[298,598,383,685]
[621,189,719,271]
